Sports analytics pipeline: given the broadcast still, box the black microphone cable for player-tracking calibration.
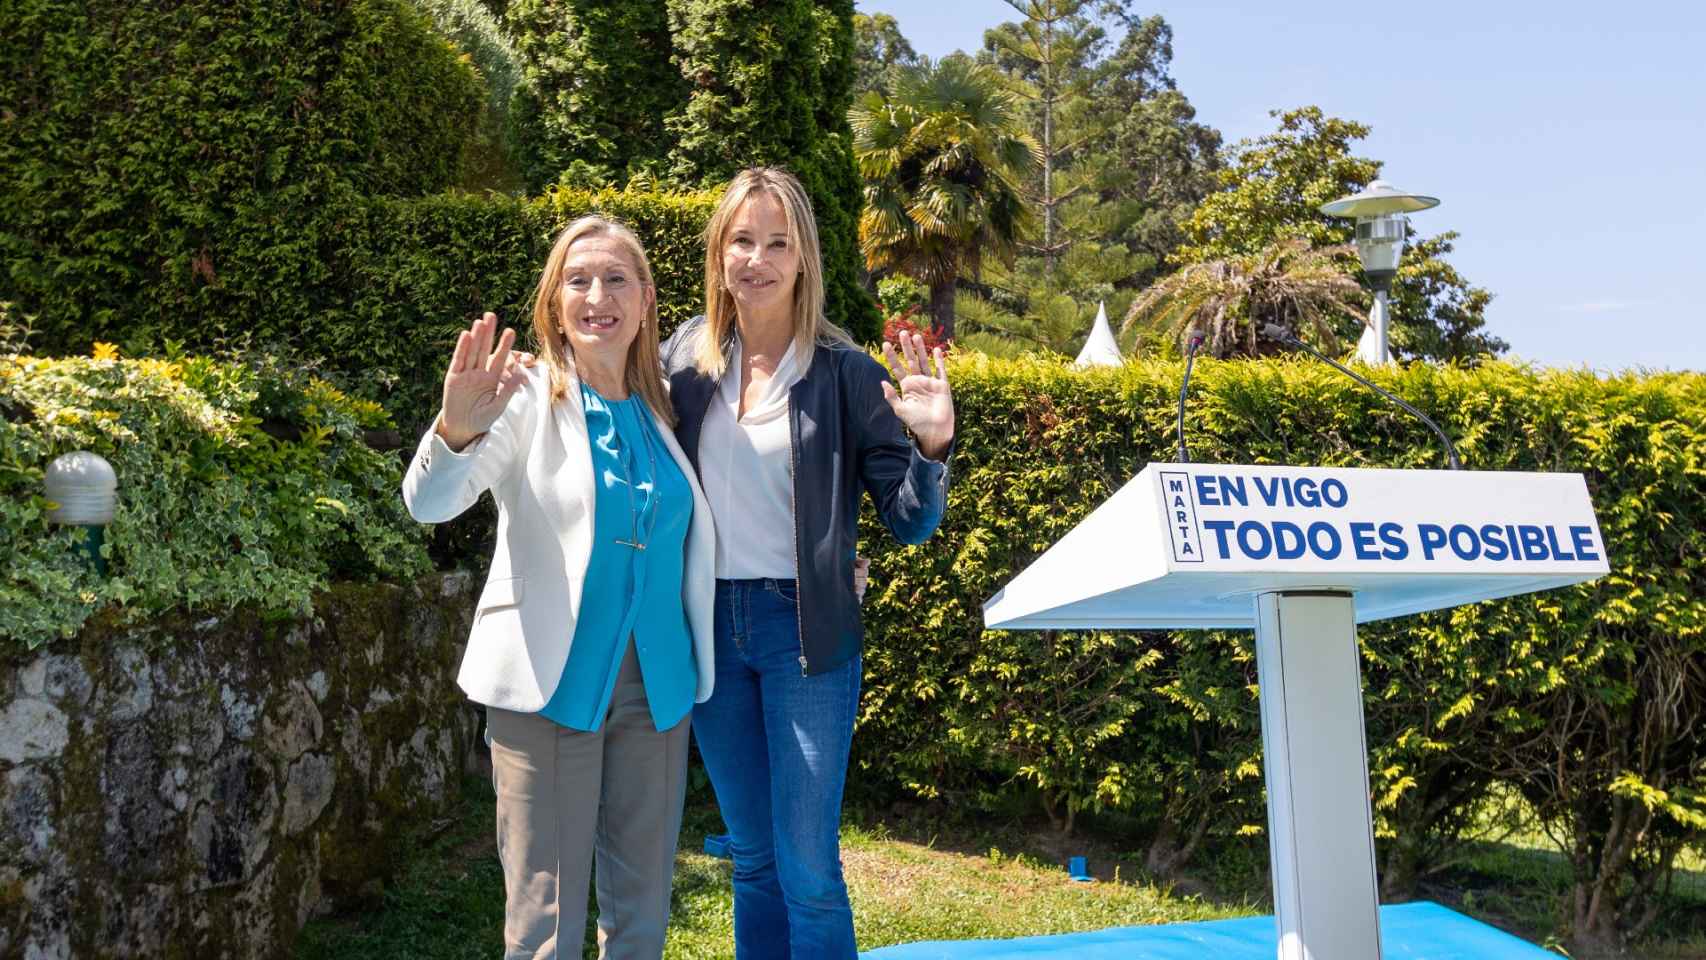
[1176,334,1205,463]
[1261,324,1463,470]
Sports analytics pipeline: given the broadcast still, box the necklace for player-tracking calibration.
[581,382,659,551]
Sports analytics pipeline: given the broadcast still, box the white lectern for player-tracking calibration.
[984,463,1607,960]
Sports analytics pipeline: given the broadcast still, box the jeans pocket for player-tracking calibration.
[770,579,799,604]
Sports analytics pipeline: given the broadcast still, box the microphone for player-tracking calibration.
[1261,324,1462,470]
[1176,334,1205,463]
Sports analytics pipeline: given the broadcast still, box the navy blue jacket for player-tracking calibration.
[662,317,951,676]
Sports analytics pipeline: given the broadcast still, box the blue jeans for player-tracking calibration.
[692,578,861,960]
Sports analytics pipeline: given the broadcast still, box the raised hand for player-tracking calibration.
[881,333,954,462]
[437,312,523,451]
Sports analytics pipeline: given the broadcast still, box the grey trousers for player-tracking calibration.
[486,642,691,960]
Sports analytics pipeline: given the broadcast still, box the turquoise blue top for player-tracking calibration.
[538,385,696,733]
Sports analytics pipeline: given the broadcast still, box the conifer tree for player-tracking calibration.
[665,0,878,340]
[503,0,685,189]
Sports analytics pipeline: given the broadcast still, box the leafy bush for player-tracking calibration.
[19,185,719,444]
[1,0,485,350]
[1,347,431,650]
[855,354,1706,938]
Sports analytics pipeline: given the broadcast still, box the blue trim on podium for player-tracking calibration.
[861,902,1558,959]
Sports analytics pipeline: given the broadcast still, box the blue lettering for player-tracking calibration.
[1179,540,1195,556]
[1172,494,1187,509]
[1518,525,1548,560]
[1254,476,1282,507]
[1168,478,1185,493]
[1204,520,1235,558]
[1217,475,1248,507]
[1195,476,1220,507]
[1544,526,1575,561]
[1294,478,1322,507]
[1307,521,1342,560]
[1321,479,1349,508]
[1419,523,1447,560]
[1379,523,1408,560]
[1176,510,1188,524]
[1350,522,1380,560]
[1448,524,1481,561]
[1237,521,1274,560]
[1273,522,1306,560]
[1480,524,1510,561]
[1570,525,1600,562]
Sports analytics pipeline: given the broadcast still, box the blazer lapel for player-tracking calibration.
[544,368,597,536]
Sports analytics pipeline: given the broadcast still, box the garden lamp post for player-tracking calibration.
[1319,180,1440,364]
[45,451,117,575]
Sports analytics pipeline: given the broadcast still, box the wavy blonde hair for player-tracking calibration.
[529,215,673,426]
[693,167,855,378]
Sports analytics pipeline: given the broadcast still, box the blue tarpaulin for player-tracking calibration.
[862,902,1559,959]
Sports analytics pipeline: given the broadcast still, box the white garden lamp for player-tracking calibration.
[45,450,117,575]
[1319,181,1439,364]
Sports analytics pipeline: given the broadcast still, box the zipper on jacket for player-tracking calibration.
[788,387,808,677]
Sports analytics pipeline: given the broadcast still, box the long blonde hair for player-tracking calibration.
[530,215,674,426]
[694,167,855,378]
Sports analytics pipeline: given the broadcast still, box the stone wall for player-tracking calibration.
[0,573,481,960]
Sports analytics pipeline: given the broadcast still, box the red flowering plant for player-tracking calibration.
[878,302,951,354]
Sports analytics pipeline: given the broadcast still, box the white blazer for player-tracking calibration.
[401,366,716,713]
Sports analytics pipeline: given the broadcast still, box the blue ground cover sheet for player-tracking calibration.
[863,901,1558,959]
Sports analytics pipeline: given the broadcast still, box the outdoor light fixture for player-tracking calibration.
[44,450,117,575]
[1319,180,1440,364]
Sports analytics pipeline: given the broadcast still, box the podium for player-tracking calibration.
[984,463,1607,960]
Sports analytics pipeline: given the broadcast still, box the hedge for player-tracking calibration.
[1,0,485,351]
[17,187,720,438]
[0,348,431,650]
[854,355,1706,939]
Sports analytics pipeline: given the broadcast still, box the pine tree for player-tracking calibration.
[503,0,685,190]
[665,0,878,340]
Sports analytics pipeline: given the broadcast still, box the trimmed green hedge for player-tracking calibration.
[855,355,1706,931]
[18,187,720,440]
[1,0,485,351]
[1,349,431,650]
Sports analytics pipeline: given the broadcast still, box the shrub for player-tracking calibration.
[1,347,431,650]
[854,354,1706,939]
[1,0,485,351]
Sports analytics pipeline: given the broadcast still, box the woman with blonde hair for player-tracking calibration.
[403,215,714,959]
[662,167,956,958]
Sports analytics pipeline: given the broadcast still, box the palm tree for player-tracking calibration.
[1122,238,1367,358]
[850,56,1038,339]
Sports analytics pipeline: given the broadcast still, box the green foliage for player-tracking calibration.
[855,354,1706,932]
[1,350,431,650]
[1173,107,1506,362]
[852,12,921,98]
[19,185,718,443]
[0,0,486,350]
[962,5,1218,357]
[501,0,686,191]
[664,0,879,342]
[1121,237,1367,358]
[409,0,529,192]
[852,56,1037,339]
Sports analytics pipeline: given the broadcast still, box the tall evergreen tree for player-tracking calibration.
[853,12,920,98]
[503,0,686,189]
[665,0,878,340]
[960,3,1217,358]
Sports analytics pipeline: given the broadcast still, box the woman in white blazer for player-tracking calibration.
[402,215,714,960]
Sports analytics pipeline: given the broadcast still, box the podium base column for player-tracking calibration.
[1254,589,1382,960]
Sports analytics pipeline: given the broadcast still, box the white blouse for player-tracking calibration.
[698,336,804,579]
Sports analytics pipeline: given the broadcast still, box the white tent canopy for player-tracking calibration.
[1073,301,1122,368]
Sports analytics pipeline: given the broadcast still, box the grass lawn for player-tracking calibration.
[296,776,1706,960]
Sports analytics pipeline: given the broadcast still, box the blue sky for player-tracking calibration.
[856,0,1706,372]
